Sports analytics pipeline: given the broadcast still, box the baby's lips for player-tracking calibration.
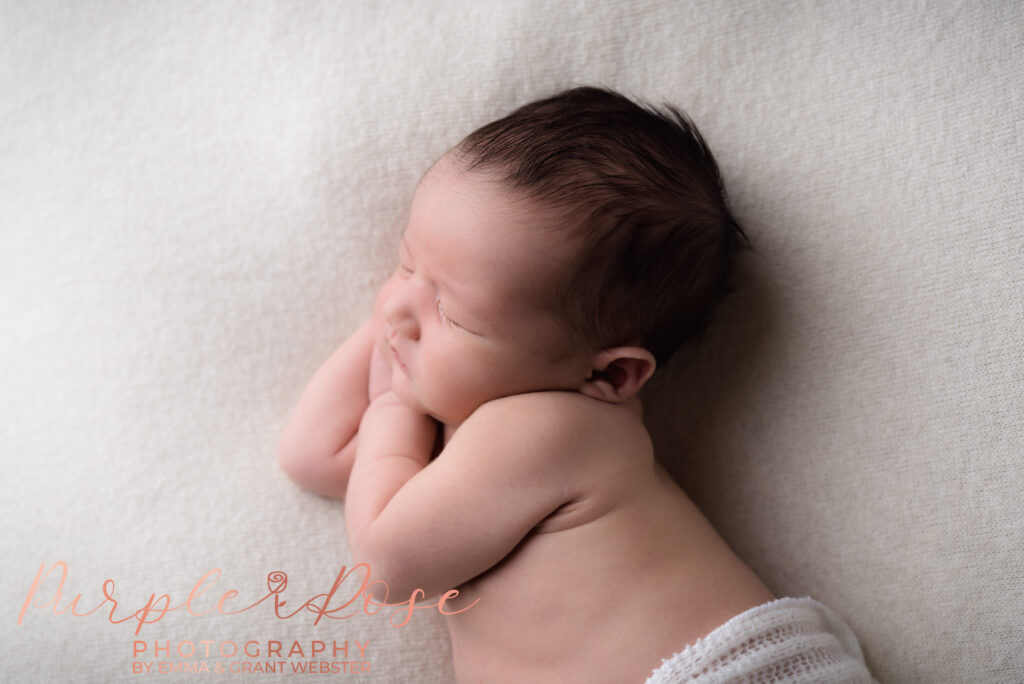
[389,344,409,374]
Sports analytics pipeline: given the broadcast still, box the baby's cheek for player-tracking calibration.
[455,363,492,409]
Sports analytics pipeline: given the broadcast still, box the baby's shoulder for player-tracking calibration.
[465,391,650,461]
[467,392,656,531]
[479,389,638,425]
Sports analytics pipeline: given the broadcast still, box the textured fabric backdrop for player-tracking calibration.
[2,2,1021,682]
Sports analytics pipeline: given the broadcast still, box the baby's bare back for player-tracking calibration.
[442,393,773,684]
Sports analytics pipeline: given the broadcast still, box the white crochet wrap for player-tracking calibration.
[644,597,878,683]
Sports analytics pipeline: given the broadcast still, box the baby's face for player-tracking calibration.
[374,155,590,427]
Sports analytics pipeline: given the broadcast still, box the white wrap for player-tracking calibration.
[645,598,877,684]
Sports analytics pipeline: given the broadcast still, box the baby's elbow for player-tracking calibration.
[348,532,432,604]
[276,436,349,500]
[276,434,307,486]
[365,561,435,607]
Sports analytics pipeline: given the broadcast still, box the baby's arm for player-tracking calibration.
[345,391,585,601]
[278,315,375,499]
[345,390,438,588]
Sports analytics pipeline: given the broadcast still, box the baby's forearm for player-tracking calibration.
[345,392,437,585]
[278,316,375,499]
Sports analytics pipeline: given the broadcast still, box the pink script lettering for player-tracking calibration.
[18,561,478,635]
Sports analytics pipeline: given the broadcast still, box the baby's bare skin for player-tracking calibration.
[281,153,773,683]
[436,392,772,683]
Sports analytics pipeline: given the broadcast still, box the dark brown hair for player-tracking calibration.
[453,86,752,368]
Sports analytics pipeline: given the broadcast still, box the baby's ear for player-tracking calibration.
[579,346,656,403]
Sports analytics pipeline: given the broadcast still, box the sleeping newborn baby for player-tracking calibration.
[279,87,876,683]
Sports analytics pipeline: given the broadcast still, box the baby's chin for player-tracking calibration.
[391,369,503,426]
[391,382,447,422]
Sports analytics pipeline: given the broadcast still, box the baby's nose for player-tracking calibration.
[389,316,419,341]
[382,296,420,341]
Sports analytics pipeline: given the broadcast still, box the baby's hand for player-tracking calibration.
[367,338,394,402]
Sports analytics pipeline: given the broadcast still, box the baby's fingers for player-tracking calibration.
[367,340,393,401]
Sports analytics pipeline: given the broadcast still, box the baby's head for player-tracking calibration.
[378,87,749,425]
[454,86,751,367]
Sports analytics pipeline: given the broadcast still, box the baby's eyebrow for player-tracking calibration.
[400,235,487,322]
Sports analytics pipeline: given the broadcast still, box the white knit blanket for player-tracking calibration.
[644,598,877,683]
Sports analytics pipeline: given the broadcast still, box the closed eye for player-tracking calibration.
[436,297,483,337]
[435,297,460,328]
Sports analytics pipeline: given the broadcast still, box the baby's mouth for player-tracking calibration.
[390,345,409,373]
